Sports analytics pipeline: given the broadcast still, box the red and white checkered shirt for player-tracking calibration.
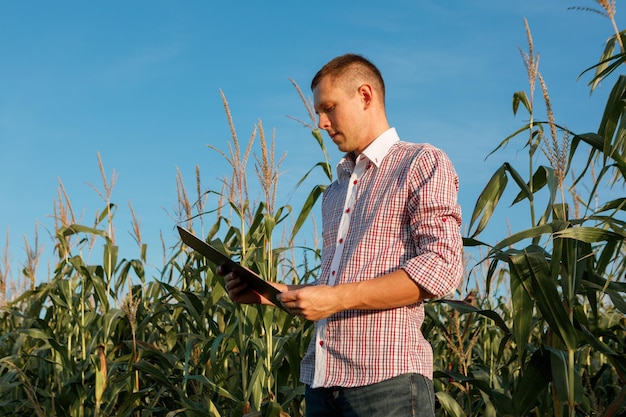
[300,128,463,388]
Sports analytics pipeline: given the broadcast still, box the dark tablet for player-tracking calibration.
[177,226,283,309]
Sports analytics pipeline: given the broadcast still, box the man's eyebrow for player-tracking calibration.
[315,100,333,111]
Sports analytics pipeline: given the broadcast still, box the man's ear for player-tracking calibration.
[358,83,374,108]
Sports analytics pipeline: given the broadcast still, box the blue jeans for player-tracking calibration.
[305,373,435,417]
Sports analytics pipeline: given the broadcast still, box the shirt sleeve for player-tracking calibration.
[401,146,463,297]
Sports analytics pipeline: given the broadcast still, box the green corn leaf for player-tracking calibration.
[291,184,326,241]
[435,391,467,417]
[133,360,173,389]
[435,370,518,416]
[485,122,539,160]
[488,223,563,257]
[512,349,551,416]
[513,91,531,116]
[489,220,573,257]
[503,162,533,205]
[553,226,625,243]
[545,346,583,407]
[578,30,626,90]
[508,248,579,350]
[183,374,237,401]
[596,197,626,213]
[436,299,510,334]
[465,378,516,416]
[165,409,190,417]
[477,390,498,417]
[58,223,109,239]
[573,132,626,178]
[159,282,204,327]
[102,308,124,341]
[103,241,118,282]
[469,165,508,238]
[511,267,533,360]
[598,74,626,153]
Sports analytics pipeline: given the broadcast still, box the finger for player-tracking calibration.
[225,274,243,288]
[228,285,247,299]
[277,291,296,303]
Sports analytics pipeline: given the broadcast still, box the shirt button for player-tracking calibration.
[319,340,324,347]
[345,208,350,213]
[353,180,358,185]
[332,270,336,276]
[339,238,343,244]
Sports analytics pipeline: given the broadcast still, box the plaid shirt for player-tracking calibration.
[300,128,463,388]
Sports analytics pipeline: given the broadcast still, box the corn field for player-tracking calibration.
[1,8,625,417]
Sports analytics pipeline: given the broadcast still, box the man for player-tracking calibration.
[222,53,463,417]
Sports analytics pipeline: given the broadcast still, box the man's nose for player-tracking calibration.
[317,113,330,130]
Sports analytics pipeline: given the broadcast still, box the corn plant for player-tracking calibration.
[454,6,626,417]
[2,4,625,416]
[0,88,319,416]
[153,90,319,416]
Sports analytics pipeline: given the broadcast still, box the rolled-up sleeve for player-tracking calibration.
[402,147,463,297]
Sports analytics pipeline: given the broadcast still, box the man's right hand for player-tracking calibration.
[217,265,261,304]
[217,265,287,306]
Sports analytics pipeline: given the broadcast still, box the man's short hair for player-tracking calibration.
[311,53,386,104]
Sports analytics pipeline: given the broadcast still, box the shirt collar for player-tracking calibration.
[336,128,399,177]
[359,127,399,168]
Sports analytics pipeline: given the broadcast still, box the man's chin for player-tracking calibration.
[332,137,349,151]
[336,142,356,152]
[336,144,350,152]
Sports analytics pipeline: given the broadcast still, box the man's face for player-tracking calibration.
[313,76,368,154]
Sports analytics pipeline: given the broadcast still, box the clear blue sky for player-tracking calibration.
[0,1,617,286]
